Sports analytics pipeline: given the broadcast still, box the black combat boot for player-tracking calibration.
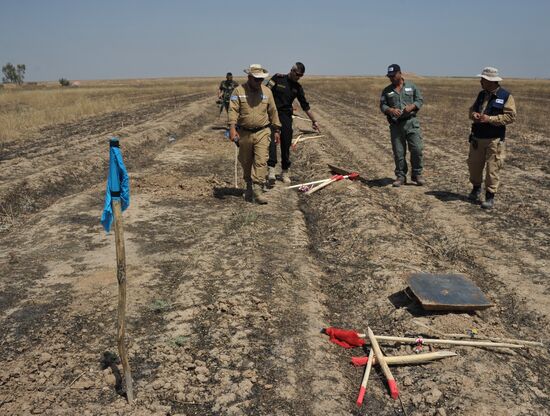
[244,180,254,202]
[468,186,482,203]
[481,192,495,209]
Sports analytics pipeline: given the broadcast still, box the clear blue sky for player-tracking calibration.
[1,0,549,81]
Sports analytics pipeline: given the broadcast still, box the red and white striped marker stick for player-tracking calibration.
[356,348,374,406]
[367,327,399,400]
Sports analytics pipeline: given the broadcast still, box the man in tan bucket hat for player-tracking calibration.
[467,66,516,209]
[229,64,281,204]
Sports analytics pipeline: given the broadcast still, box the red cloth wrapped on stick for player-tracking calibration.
[324,327,366,349]
[351,356,370,366]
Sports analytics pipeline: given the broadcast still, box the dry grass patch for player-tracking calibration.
[0,78,219,142]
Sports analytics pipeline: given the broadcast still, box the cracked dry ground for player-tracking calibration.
[0,78,549,416]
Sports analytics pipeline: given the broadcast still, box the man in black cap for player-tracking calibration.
[266,62,320,184]
[379,64,425,187]
[218,72,239,115]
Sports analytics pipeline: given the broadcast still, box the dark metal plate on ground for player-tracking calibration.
[407,273,493,311]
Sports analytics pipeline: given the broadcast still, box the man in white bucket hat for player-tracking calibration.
[467,66,516,209]
[229,64,281,204]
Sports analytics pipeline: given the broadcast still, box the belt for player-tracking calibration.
[388,114,416,125]
[238,125,270,132]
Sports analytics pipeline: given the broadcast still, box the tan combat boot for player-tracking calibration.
[281,169,291,184]
[253,183,268,205]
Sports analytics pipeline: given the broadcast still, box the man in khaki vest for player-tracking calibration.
[468,67,516,209]
[229,64,281,204]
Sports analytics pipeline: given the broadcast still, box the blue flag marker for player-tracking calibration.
[101,137,130,232]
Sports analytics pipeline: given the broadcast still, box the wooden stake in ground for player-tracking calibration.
[102,137,134,403]
[367,327,399,400]
[112,200,134,403]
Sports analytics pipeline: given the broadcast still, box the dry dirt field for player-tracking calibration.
[0,76,549,416]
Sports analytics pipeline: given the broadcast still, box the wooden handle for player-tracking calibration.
[286,178,332,189]
[352,350,457,367]
[356,348,374,406]
[305,177,338,195]
[358,334,528,349]
[445,333,544,347]
[367,327,399,400]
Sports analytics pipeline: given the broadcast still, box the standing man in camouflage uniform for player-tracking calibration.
[467,67,516,209]
[229,64,281,204]
[266,62,320,184]
[380,64,425,187]
[218,72,239,115]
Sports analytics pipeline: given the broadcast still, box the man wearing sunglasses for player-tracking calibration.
[380,64,425,187]
[229,64,281,204]
[266,62,320,184]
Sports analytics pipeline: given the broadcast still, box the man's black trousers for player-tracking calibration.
[268,112,293,170]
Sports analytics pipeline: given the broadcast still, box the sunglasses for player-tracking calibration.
[292,70,304,77]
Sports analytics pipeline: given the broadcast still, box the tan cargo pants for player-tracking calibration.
[467,138,505,194]
[238,128,270,185]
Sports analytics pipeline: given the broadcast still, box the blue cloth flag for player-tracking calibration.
[101,138,130,232]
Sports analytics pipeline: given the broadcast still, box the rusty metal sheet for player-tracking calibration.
[407,273,493,311]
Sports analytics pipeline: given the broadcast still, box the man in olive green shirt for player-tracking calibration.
[379,64,425,187]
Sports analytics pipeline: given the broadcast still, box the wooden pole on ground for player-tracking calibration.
[367,327,399,400]
[444,333,544,347]
[358,334,530,350]
[286,178,334,189]
[353,350,457,367]
[305,177,339,195]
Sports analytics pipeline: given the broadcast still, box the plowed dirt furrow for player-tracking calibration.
[0,95,211,233]
[0,93,205,165]
[284,89,550,414]
[309,89,549,304]
[0,81,548,416]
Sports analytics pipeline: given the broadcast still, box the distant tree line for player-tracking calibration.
[2,63,26,85]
